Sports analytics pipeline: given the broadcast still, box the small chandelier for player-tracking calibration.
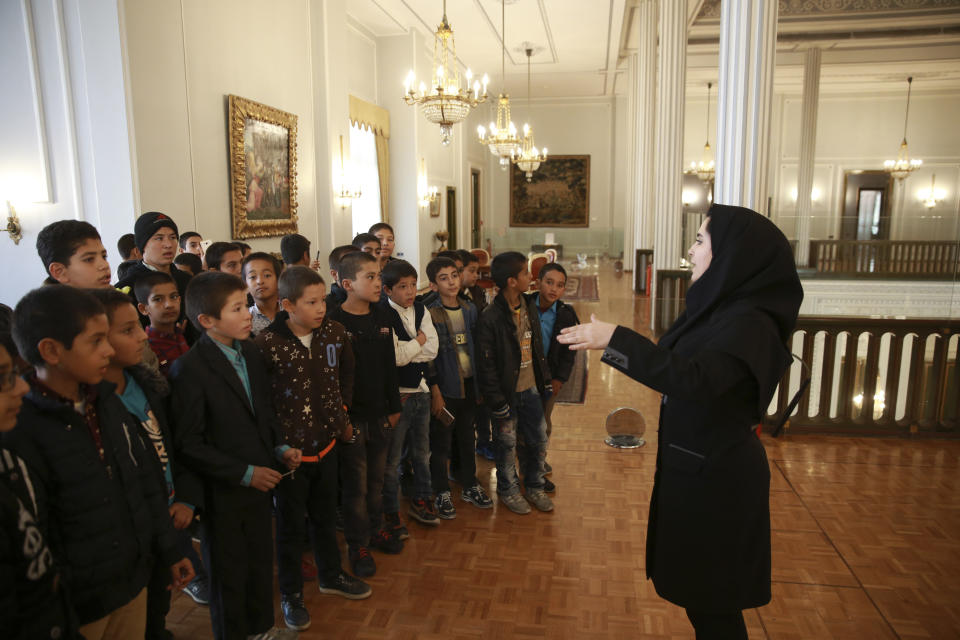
[884,76,922,181]
[511,48,547,182]
[686,82,715,186]
[418,159,439,208]
[919,173,946,208]
[403,0,488,145]
[477,0,521,167]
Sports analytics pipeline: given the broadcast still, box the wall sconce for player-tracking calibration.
[789,186,821,203]
[6,201,22,245]
[336,135,361,209]
[681,189,698,206]
[918,173,946,208]
[417,158,438,208]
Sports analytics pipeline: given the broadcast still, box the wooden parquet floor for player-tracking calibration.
[167,264,960,639]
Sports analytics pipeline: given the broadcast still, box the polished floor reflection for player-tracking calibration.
[168,262,960,639]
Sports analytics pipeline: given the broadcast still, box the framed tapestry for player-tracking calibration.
[510,154,589,227]
[227,95,299,239]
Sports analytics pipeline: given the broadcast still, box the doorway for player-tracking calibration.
[446,186,457,250]
[471,169,481,248]
[841,171,891,240]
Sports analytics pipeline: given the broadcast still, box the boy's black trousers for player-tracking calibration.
[202,487,274,640]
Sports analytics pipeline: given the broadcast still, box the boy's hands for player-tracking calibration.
[169,558,195,591]
[550,379,563,396]
[431,386,445,417]
[310,258,322,271]
[168,502,194,530]
[387,412,401,428]
[250,466,283,491]
[416,330,427,346]
[282,448,302,470]
[340,422,354,442]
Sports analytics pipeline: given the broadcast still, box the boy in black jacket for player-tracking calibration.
[7,286,193,639]
[475,252,553,515]
[170,272,301,640]
[88,288,208,640]
[0,323,80,640]
[328,252,402,578]
[255,267,371,632]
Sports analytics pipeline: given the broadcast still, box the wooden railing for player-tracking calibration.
[807,240,959,277]
[765,316,960,436]
[654,269,691,335]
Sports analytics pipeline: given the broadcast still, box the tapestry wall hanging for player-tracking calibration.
[227,95,299,239]
[510,154,589,227]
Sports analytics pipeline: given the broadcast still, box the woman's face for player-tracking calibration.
[688,218,713,283]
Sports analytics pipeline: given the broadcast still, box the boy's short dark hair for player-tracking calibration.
[338,251,377,282]
[116,260,138,282]
[88,288,138,322]
[235,242,251,254]
[184,272,246,331]
[352,233,380,250]
[241,252,281,279]
[134,271,176,304]
[117,233,137,260]
[205,242,241,271]
[278,266,325,304]
[426,257,458,284]
[490,251,527,289]
[173,252,203,274]
[36,220,102,274]
[368,222,394,235]
[178,231,201,250]
[12,287,106,366]
[328,245,360,272]
[436,250,460,263]
[539,263,567,281]
[280,234,311,265]
[457,249,478,265]
[381,260,417,289]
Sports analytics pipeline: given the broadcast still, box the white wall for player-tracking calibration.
[0,0,137,304]
[488,98,622,258]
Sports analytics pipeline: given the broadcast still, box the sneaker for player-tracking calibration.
[369,528,404,554]
[543,477,556,493]
[499,492,531,514]
[318,571,372,600]
[349,546,376,578]
[544,461,553,474]
[462,484,493,509]
[248,627,299,640]
[384,512,409,540]
[435,491,457,520]
[525,488,554,512]
[182,576,209,605]
[280,592,310,631]
[301,559,317,581]
[408,498,439,526]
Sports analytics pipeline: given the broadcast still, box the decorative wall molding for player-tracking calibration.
[799,279,960,318]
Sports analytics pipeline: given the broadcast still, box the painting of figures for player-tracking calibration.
[510,155,589,227]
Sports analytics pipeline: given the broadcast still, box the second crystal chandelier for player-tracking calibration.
[512,47,548,182]
[477,0,521,168]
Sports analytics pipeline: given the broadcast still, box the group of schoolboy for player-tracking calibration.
[0,210,579,640]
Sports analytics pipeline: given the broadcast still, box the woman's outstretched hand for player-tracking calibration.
[558,314,618,351]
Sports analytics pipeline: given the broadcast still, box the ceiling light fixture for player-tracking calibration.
[511,47,548,182]
[477,0,521,168]
[883,76,922,181]
[403,0,489,145]
[686,82,715,186]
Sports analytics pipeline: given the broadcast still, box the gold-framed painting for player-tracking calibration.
[510,154,589,227]
[227,95,299,239]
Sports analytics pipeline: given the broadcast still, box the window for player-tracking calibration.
[349,123,381,237]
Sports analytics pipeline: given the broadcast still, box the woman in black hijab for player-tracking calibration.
[559,204,802,638]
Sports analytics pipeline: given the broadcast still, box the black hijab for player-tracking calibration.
[659,204,803,413]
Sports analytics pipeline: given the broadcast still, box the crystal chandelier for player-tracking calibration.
[403,0,488,145]
[884,76,922,181]
[686,82,715,185]
[477,0,521,167]
[511,48,547,182]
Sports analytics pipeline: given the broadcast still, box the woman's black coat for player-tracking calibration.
[601,205,803,613]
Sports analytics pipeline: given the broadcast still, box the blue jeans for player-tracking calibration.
[383,392,432,511]
[494,387,548,496]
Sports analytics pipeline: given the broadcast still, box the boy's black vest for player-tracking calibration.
[380,297,429,389]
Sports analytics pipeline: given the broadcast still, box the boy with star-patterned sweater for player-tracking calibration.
[254,266,370,630]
